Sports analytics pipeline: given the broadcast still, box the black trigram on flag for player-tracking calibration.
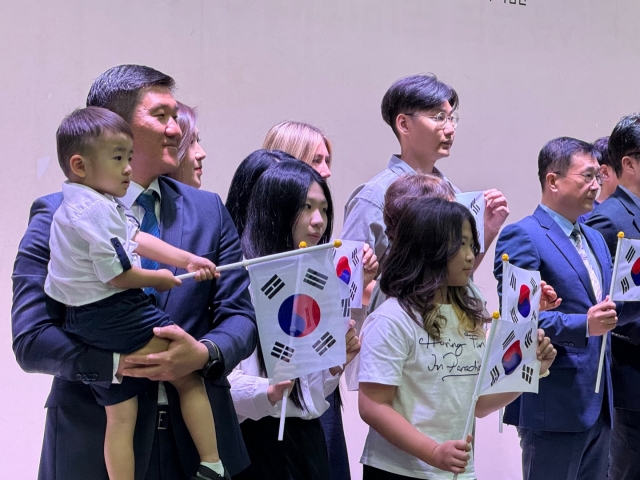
[313,332,336,356]
[329,248,336,261]
[341,297,351,318]
[510,306,519,323]
[350,282,358,301]
[270,342,294,363]
[524,329,533,349]
[490,366,500,386]
[626,246,636,263]
[470,197,481,215]
[503,330,516,350]
[530,277,538,296]
[303,269,328,290]
[261,274,285,299]
[351,248,360,267]
[510,273,517,291]
[532,310,538,323]
[622,277,630,294]
[522,364,534,384]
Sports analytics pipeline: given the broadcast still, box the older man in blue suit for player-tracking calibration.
[586,114,640,479]
[12,65,257,480]
[494,137,618,480]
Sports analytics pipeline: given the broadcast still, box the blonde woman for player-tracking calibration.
[263,121,332,179]
[168,101,206,188]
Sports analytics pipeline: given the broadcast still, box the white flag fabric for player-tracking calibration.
[330,240,365,309]
[612,237,640,301]
[248,250,347,383]
[479,318,540,395]
[501,262,542,325]
[455,191,485,253]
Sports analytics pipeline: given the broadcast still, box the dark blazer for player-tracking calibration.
[587,186,640,411]
[12,177,257,479]
[494,205,613,432]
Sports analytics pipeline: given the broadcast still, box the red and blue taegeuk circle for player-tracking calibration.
[632,258,640,286]
[277,294,321,337]
[502,340,523,375]
[518,284,531,318]
[336,256,351,284]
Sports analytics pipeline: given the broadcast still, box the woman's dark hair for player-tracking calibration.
[226,149,297,238]
[380,198,486,339]
[241,160,334,410]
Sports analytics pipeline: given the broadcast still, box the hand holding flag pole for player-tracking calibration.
[452,312,501,480]
[595,232,624,393]
[176,240,343,280]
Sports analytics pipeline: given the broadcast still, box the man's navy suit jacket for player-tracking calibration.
[494,205,613,432]
[12,177,257,479]
[587,186,640,411]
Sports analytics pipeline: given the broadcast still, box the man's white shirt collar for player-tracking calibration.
[117,178,162,209]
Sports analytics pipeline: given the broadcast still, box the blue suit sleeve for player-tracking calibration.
[201,196,257,375]
[11,195,113,385]
[494,222,589,347]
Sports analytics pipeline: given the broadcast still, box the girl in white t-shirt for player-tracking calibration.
[358,197,556,480]
[228,160,377,480]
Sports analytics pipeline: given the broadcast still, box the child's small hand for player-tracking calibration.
[186,256,219,282]
[431,435,472,474]
[536,329,557,376]
[154,269,182,292]
[345,319,361,365]
[267,380,294,405]
[539,280,562,311]
[362,243,379,287]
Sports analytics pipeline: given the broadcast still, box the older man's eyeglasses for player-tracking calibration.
[407,111,459,129]
[555,172,604,185]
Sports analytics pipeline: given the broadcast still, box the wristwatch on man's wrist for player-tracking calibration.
[201,340,225,381]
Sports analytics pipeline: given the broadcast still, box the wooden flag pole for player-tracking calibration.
[595,232,624,393]
[453,312,501,480]
[498,254,509,434]
[176,240,342,280]
[277,388,289,441]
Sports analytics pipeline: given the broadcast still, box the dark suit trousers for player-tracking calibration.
[609,408,640,480]
[518,413,610,480]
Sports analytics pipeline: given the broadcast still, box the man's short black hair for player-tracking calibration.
[86,64,175,123]
[608,114,640,177]
[538,137,595,190]
[381,74,459,137]
[56,107,133,177]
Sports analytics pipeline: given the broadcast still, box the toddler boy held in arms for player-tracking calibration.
[44,106,229,480]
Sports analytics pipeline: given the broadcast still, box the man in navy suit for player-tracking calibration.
[586,114,640,479]
[494,137,618,480]
[11,65,257,480]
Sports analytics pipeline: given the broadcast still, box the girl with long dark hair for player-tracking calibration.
[229,160,376,480]
[358,198,556,480]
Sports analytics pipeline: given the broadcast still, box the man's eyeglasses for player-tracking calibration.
[555,172,603,186]
[406,111,459,130]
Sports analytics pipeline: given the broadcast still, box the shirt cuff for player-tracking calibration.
[112,353,122,384]
[586,320,590,337]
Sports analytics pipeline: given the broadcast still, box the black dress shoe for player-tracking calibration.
[190,464,232,480]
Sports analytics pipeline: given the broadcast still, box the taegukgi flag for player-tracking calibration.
[455,191,485,252]
[479,318,540,395]
[612,237,640,302]
[248,249,347,383]
[330,240,365,309]
[501,262,542,325]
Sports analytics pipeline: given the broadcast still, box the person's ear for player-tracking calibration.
[545,172,559,193]
[621,156,638,176]
[69,154,88,178]
[396,114,410,136]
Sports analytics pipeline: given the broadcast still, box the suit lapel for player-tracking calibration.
[615,187,640,236]
[157,179,183,310]
[534,206,597,304]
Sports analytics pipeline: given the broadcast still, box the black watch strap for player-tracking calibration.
[201,341,225,381]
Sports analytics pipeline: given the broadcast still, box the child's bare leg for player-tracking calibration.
[104,396,138,480]
[170,373,219,463]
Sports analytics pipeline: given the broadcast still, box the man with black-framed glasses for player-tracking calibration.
[587,114,640,479]
[494,136,617,480]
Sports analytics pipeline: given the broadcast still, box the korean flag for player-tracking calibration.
[455,191,485,253]
[248,250,347,383]
[330,240,365,309]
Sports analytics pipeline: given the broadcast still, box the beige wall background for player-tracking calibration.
[2,1,639,478]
